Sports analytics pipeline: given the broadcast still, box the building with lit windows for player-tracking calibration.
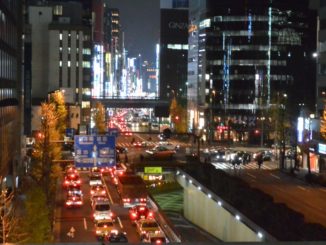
[25,1,92,133]
[313,0,326,115]
[0,0,22,187]
[104,7,122,97]
[187,0,316,143]
[160,0,188,100]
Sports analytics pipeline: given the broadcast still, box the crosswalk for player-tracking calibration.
[211,161,278,171]
[116,141,192,148]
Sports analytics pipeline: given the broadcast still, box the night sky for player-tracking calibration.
[107,0,160,64]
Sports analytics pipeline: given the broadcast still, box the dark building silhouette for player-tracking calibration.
[0,0,22,186]
[160,3,188,100]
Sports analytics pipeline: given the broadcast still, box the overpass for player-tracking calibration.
[92,96,169,108]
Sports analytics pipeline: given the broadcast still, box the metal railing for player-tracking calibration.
[148,195,182,243]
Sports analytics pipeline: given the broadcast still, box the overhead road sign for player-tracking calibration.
[74,135,116,168]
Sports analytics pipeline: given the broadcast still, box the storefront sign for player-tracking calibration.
[318,143,326,155]
[144,167,162,174]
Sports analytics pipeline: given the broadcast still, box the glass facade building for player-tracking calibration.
[187,0,316,143]
[0,0,22,182]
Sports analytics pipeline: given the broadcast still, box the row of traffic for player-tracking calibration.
[62,165,128,242]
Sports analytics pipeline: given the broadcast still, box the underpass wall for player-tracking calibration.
[176,171,275,242]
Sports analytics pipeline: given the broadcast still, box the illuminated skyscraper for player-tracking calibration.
[187,0,316,143]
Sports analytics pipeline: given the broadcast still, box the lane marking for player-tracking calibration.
[117,216,123,229]
[246,173,256,179]
[83,218,87,230]
[298,186,306,191]
[270,174,280,179]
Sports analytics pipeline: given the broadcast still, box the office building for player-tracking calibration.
[187,0,317,143]
[25,1,92,132]
[160,0,188,100]
[0,0,22,187]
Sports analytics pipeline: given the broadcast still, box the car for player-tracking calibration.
[90,185,107,197]
[89,175,103,186]
[64,165,79,177]
[114,163,127,176]
[129,205,154,223]
[116,146,128,154]
[158,134,168,141]
[142,230,166,244]
[63,175,81,189]
[133,141,147,148]
[158,141,180,151]
[145,146,176,160]
[92,198,115,221]
[253,150,272,161]
[136,219,161,237]
[67,187,83,196]
[65,192,83,208]
[94,219,116,240]
[90,167,102,177]
[107,230,128,243]
[122,131,132,136]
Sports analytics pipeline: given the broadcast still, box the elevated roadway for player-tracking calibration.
[92,96,169,108]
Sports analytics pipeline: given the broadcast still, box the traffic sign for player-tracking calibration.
[107,127,119,137]
[74,135,116,168]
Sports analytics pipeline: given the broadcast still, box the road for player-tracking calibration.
[234,168,326,227]
[54,173,141,243]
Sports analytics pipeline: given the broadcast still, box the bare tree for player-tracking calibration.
[0,187,28,243]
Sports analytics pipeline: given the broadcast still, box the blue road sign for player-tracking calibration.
[66,128,76,138]
[74,135,116,168]
[107,127,119,137]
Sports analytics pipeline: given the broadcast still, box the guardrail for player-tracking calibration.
[148,195,182,243]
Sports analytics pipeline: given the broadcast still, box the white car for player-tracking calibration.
[158,141,180,151]
[89,175,103,186]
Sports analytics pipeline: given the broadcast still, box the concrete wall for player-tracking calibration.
[176,171,275,242]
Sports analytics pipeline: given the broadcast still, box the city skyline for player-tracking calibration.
[106,0,160,63]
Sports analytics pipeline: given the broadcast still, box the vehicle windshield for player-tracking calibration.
[97,221,114,227]
[95,204,110,211]
[142,222,158,228]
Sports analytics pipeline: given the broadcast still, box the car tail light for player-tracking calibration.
[131,212,137,218]
[96,230,101,234]
[148,212,153,217]
[123,198,130,203]
[101,190,106,194]
[156,240,162,244]
[141,231,146,234]
[76,180,81,184]
[91,190,94,194]
[66,201,72,206]
[76,201,82,205]
[140,207,145,211]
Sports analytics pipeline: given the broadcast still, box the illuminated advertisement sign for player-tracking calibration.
[319,143,326,155]
[144,167,162,174]
[297,117,304,143]
[92,44,104,97]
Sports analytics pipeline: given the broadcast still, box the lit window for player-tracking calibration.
[68,61,71,67]
[59,33,62,40]
[59,61,62,67]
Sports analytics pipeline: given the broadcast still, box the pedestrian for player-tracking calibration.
[257,153,263,169]
[124,153,128,163]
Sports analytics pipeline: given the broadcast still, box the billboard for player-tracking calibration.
[74,135,116,168]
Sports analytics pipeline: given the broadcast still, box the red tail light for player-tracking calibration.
[91,190,94,194]
[148,212,153,217]
[76,180,81,184]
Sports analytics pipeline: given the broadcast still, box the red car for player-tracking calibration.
[129,205,154,222]
[65,193,83,208]
[63,175,81,188]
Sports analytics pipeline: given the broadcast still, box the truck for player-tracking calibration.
[117,174,148,208]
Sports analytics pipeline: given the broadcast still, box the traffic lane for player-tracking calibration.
[240,169,326,227]
[58,174,96,242]
[103,174,141,243]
